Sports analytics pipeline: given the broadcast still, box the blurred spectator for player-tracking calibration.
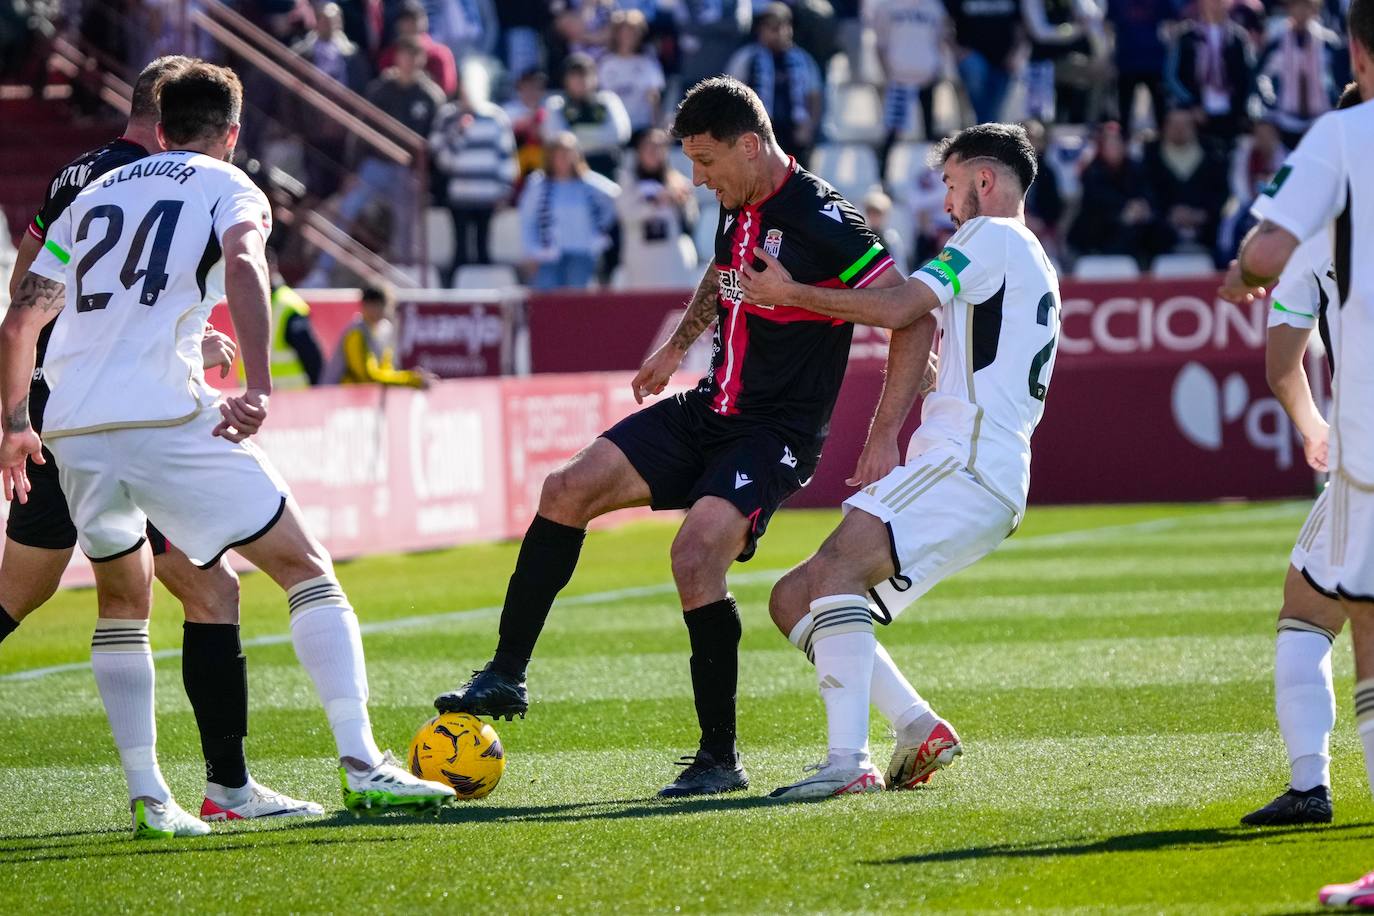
[340,0,384,61]
[1140,106,1229,263]
[324,284,437,388]
[543,52,632,179]
[616,128,699,289]
[519,132,619,290]
[676,0,752,90]
[292,3,368,92]
[1257,0,1342,147]
[946,0,1019,124]
[422,0,498,64]
[1067,122,1156,264]
[1023,119,1065,261]
[430,73,518,285]
[865,0,945,177]
[1107,0,1179,129]
[498,0,552,78]
[260,248,325,388]
[290,2,369,197]
[1164,0,1256,146]
[505,69,550,183]
[303,38,443,284]
[551,0,617,64]
[728,3,823,165]
[378,1,458,98]
[1022,0,1089,122]
[598,10,666,132]
[1220,115,1287,254]
[863,189,906,274]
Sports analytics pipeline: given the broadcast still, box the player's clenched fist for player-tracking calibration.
[213,388,270,442]
[201,327,238,378]
[846,434,900,488]
[632,341,685,404]
[0,429,42,504]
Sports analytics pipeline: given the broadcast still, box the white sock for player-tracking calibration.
[206,779,255,806]
[1358,679,1374,799]
[288,577,382,768]
[1275,626,1336,791]
[91,619,170,803]
[787,613,934,731]
[809,595,876,756]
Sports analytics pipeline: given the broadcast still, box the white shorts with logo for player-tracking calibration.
[1291,485,1338,598]
[843,451,1017,623]
[49,409,288,568]
[1329,471,1374,602]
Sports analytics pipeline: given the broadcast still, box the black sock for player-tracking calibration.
[182,622,249,789]
[684,597,742,762]
[0,604,16,644]
[493,514,586,676]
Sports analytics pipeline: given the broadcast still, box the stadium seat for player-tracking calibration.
[885,141,932,190]
[488,208,524,265]
[1150,251,1218,278]
[426,206,455,270]
[694,201,720,265]
[455,263,518,290]
[824,83,885,145]
[1072,254,1140,280]
[811,143,880,204]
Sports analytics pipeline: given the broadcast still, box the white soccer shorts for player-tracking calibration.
[1291,485,1338,598]
[844,450,1016,622]
[1329,471,1374,602]
[49,409,288,567]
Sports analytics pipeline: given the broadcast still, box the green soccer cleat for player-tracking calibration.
[340,751,457,814]
[131,797,212,839]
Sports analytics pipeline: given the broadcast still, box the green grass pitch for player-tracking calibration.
[2,500,1370,913]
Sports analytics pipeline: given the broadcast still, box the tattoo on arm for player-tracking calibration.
[10,273,65,312]
[668,269,720,351]
[4,396,30,434]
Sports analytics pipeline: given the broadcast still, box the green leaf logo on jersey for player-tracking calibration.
[920,246,969,294]
[1260,165,1292,198]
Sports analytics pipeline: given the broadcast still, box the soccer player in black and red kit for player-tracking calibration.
[436,77,900,796]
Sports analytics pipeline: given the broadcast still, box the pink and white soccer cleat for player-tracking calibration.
[1320,871,1374,909]
[887,718,963,790]
[200,781,325,821]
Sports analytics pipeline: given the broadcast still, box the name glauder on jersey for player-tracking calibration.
[102,158,197,188]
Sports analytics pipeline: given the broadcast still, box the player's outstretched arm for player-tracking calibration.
[631,264,719,403]
[849,313,937,487]
[1266,324,1328,471]
[740,249,936,328]
[0,271,62,501]
[6,232,41,302]
[216,224,272,442]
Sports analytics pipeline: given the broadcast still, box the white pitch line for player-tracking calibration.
[0,501,1308,683]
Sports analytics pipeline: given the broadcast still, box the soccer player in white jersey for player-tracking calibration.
[740,123,1060,798]
[0,62,454,838]
[1218,1,1374,902]
[1227,82,1365,830]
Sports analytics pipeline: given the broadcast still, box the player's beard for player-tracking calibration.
[953,186,981,228]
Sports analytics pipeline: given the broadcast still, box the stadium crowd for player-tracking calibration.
[0,0,1360,288]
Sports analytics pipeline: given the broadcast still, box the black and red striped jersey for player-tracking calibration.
[695,158,893,460]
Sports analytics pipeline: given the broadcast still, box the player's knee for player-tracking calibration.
[669,529,723,593]
[539,465,594,524]
[191,566,241,624]
[769,567,808,633]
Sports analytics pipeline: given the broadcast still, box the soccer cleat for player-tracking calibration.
[132,797,212,839]
[200,781,326,821]
[1240,785,1333,826]
[340,751,457,813]
[1320,870,1374,908]
[657,749,750,798]
[769,753,885,801]
[887,718,963,790]
[434,663,528,720]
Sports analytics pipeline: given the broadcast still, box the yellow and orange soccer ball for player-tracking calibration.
[408,713,506,800]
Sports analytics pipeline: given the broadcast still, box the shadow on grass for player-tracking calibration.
[0,830,409,866]
[868,821,1374,867]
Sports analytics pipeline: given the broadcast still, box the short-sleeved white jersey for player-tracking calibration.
[1267,232,1335,333]
[908,216,1061,515]
[1250,101,1374,483]
[28,151,271,439]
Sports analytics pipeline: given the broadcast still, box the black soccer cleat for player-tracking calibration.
[1240,785,1333,826]
[434,663,529,720]
[657,749,750,799]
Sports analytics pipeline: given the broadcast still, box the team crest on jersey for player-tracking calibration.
[763,228,783,258]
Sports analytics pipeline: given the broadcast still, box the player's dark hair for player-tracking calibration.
[157,62,243,145]
[671,76,775,145]
[130,55,192,121]
[929,123,1038,194]
[1338,80,1363,110]
[1351,0,1374,55]
[360,283,394,308]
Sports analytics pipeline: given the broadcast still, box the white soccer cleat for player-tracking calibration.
[340,751,456,813]
[769,752,885,801]
[132,797,212,839]
[200,781,326,821]
[887,717,963,790]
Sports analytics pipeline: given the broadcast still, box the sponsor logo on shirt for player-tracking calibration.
[920,246,970,287]
[718,267,743,305]
[1260,165,1292,198]
[819,202,843,223]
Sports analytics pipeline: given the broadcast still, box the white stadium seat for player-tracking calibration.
[455,263,518,290]
[1072,254,1140,280]
[694,201,720,266]
[425,206,454,269]
[885,141,932,191]
[1150,251,1217,278]
[824,83,885,146]
[488,208,524,265]
[810,143,880,205]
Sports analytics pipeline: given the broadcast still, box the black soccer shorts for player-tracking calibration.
[601,392,814,562]
[7,446,168,556]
